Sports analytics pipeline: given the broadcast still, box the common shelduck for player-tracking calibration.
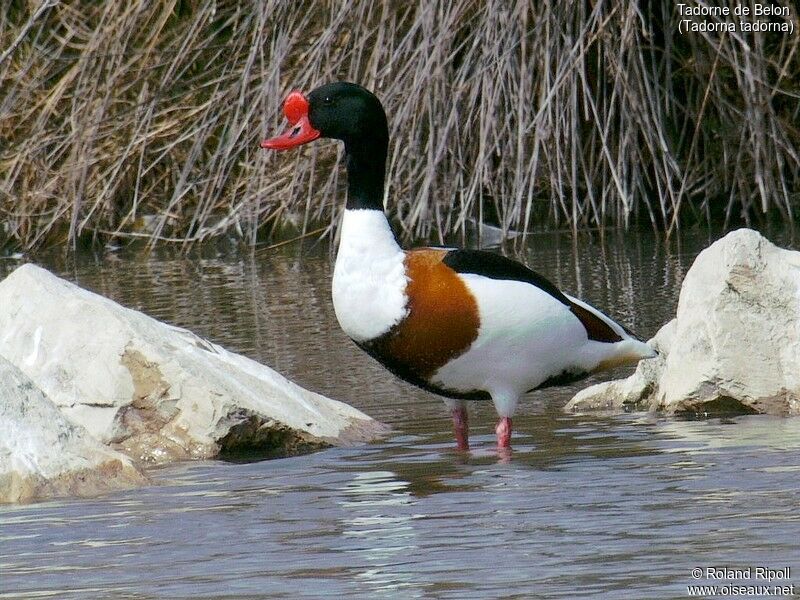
[261,82,655,450]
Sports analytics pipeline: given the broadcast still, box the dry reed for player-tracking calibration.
[1,0,798,251]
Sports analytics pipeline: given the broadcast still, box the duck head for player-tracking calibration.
[261,82,388,152]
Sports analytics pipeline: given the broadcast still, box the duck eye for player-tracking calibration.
[322,96,333,106]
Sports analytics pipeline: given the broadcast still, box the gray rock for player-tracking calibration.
[0,264,387,465]
[0,356,146,503]
[566,229,800,416]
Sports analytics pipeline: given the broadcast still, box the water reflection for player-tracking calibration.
[336,471,424,597]
[1,228,800,599]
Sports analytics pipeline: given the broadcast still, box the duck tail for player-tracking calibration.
[565,295,657,367]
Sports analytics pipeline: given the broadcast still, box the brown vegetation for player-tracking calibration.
[1,1,798,251]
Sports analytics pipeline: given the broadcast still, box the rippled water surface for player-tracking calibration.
[2,228,799,599]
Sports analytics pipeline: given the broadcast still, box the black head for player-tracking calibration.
[261,82,389,210]
[261,82,388,152]
[308,82,388,147]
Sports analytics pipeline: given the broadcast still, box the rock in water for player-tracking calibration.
[0,356,146,503]
[0,264,386,465]
[567,229,800,416]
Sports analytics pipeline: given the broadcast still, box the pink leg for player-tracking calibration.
[451,405,469,450]
[495,417,512,449]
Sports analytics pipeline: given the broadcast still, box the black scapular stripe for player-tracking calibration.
[568,302,623,343]
[442,249,570,306]
[443,248,628,344]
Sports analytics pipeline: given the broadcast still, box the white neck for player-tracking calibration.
[338,208,401,255]
[331,209,408,342]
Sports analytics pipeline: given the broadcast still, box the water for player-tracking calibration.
[1,228,799,599]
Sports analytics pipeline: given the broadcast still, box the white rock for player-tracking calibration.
[566,229,800,416]
[0,355,146,503]
[0,264,386,464]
